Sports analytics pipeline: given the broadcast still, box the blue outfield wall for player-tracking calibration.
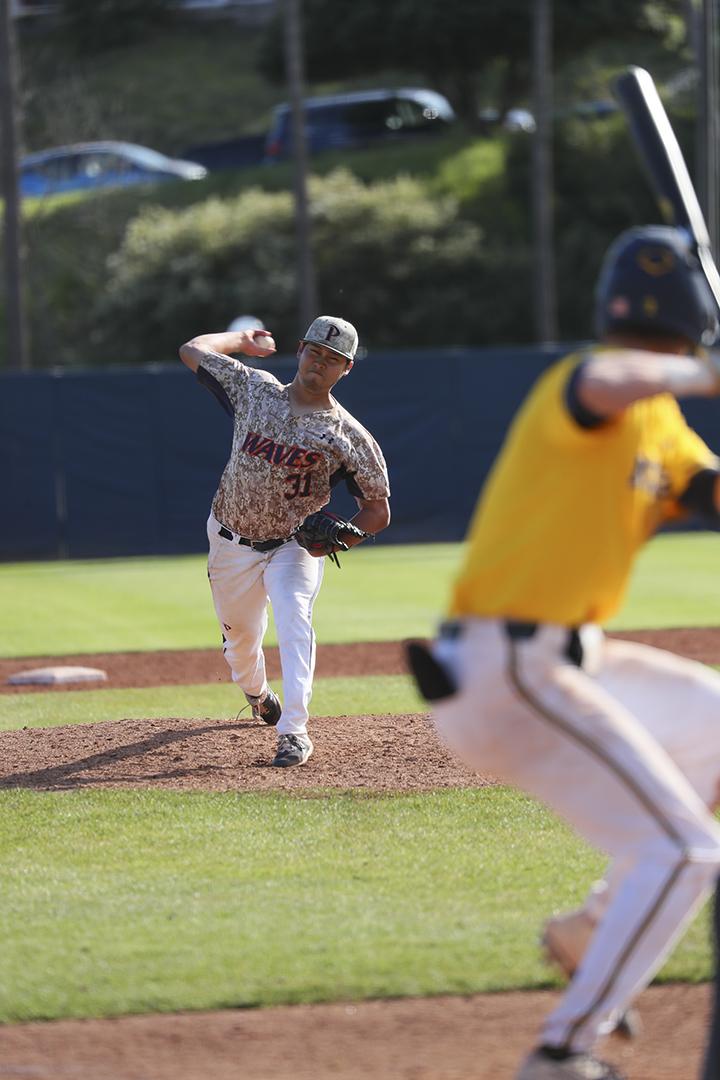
[1,345,718,560]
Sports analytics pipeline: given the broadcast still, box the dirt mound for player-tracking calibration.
[0,712,490,793]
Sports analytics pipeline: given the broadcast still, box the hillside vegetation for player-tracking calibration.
[7,11,690,366]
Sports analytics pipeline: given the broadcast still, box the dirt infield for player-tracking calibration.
[1,626,719,1079]
[1,625,719,695]
[0,984,711,1080]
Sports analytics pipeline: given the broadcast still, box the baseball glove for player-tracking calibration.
[294,510,370,566]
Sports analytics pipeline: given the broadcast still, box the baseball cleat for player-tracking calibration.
[516,1047,625,1079]
[541,909,595,975]
[272,732,313,768]
[541,911,641,1041]
[610,1005,642,1040]
[250,688,282,726]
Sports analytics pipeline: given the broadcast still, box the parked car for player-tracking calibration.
[503,107,536,132]
[478,99,618,135]
[13,0,276,15]
[570,100,618,120]
[20,141,208,196]
[478,107,536,133]
[264,87,456,162]
[182,133,267,172]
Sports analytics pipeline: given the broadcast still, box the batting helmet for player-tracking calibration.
[594,225,719,347]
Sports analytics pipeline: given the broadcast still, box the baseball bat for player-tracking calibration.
[612,64,720,312]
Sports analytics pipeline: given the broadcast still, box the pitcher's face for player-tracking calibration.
[296,343,352,393]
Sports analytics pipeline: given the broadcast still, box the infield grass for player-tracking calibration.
[0,786,710,1023]
[0,533,718,659]
[0,675,423,731]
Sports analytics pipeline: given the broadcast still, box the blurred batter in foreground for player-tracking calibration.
[408,225,720,1080]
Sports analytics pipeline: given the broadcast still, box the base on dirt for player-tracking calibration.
[7,665,108,686]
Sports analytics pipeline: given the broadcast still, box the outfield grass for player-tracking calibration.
[0,787,710,1023]
[0,533,718,659]
[608,531,720,630]
[0,543,460,658]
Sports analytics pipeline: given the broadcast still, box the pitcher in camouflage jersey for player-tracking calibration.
[180,316,390,768]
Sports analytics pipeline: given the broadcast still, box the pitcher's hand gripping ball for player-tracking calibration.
[294,510,369,565]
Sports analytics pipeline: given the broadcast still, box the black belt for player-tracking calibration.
[504,620,583,667]
[218,526,289,552]
[440,619,584,668]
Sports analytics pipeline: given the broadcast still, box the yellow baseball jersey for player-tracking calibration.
[450,350,718,626]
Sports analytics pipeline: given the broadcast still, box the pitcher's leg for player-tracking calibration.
[207,519,270,698]
[265,542,324,736]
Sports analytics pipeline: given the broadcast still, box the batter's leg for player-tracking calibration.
[701,876,720,1079]
[599,638,720,806]
[432,622,720,1054]
[547,639,720,973]
[207,517,271,699]
[264,542,324,736]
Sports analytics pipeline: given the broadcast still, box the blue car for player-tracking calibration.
[264,88,456,162]
[20,141,208,196]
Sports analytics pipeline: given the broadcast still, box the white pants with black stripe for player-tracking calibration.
[206,513,325,736]
[432,618,720,1053]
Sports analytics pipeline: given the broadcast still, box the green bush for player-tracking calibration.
[498,114,674,340]
[61,0,173,54]
[88,169,532,362]
[13,107,700,367]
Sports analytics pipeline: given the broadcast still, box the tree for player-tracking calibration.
[60,0,173,54]
[0,0,29,369]
[258,0,687,127]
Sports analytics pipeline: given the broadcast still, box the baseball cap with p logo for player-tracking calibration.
[302,315,358,361]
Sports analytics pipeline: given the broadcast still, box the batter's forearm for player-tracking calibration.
[579,351,720,416]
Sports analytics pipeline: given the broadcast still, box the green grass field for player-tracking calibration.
[0,675,422,732]
[0,533,718,1023]
[1,533,718,659]
[0,788,711,1024]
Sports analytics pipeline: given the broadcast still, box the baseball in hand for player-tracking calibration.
[253,331,276,353]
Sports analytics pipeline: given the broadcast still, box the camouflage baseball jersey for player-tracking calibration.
[197,351,390,540]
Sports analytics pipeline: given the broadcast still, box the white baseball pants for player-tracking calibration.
[432,618,720,1053]
[206,514,324,736]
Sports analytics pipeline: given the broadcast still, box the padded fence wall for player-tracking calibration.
[1,346,717,560]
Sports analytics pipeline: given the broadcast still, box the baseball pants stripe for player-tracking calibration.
[432,618,720,1052]
[552,637,720,968]
[507,640,711,1049]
